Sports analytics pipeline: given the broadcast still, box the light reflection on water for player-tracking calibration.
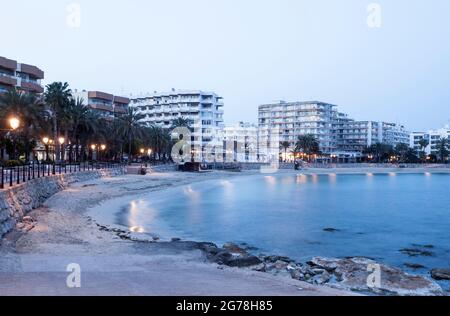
[114,173,450,286]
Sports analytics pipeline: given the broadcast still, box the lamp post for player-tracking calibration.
[3,117,20,160]
[58,137,65,162]
[91,144,97,161]
[100,144,106,161]
[43,137,50,161]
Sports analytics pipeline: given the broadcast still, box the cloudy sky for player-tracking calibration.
[2,0,450,131]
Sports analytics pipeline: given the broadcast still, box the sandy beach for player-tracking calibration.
[0,169,357,296]
[0,167,448,296]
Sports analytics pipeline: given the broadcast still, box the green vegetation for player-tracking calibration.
[0,83,182,166]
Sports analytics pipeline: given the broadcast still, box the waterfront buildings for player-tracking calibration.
[410,127,450,156]
[221,122,259,162]
[0,56,44,94]
[130,89,224,160]
[258,101,338,157]
[72,89,130,120]
[335,120,409,152]
[258,100,410,160]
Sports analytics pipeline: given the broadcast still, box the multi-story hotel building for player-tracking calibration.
[0,56,44,94]
[220,122,259,162]
[72,89,130,120]
[410,127,450,156]
[130,90,224,160]
[335,120,410,152]
[258,100,410,159]
[258,101,338,155]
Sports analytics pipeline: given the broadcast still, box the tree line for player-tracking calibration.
[0,82,191,166]
[280,134,449,163]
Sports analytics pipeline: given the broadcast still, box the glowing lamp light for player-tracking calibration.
[9,117,20,130]
[42,137,49,145]
[58,137,65,145]
[140,148,145,154]
[91,144,97,150]
[101,144,106,151]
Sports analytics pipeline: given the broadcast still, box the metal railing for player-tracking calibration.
[0,162,125,189]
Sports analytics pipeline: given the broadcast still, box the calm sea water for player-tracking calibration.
[98,173,450,285]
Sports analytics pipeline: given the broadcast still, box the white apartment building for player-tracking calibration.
[220,122,259,162]
[335,120,410,152]
[130,90,224,160]
[410,126,450,156]
[258,100,410,159]
[258,101,338,157]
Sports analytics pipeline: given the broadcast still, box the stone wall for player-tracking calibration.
[0,168,124,238]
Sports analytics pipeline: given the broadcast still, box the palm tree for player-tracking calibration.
[117,108,145,162]
[145,125,171,161]
[65,98,100,162]
[364,143,393,162]
[295,134,320,162]
[280,141,290,162]
[0,88,49,161]
[394,143,410,163]
[44,82,72,160]
[170,117,191,130]
[436,138,449,163]
[418,138,429,162]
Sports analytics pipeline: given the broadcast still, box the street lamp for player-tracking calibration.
[58,137,65,162]
[100,144,106,161]
[90,144,97,161]
[9,117,20,130]
[43,137,50,161]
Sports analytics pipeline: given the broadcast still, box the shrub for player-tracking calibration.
[2,160,24,167]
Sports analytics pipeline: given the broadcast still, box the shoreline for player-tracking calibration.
[0,168,447,296]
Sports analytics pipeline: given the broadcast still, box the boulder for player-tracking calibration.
[404,263,426,270]
[310,257,443,296]
[312,271,331,285]
[226,256,262,268]
[323,227,340,233]
[264,255,292,263]
[223,242,247,255]
[290,269,305,281]
[274,260,289,270]
[431,269,450,281]
[400,248,434,257]
[308,257,339,272]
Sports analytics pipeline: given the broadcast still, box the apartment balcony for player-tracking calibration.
[0,57,17,71]
[0,74,17,86]
[88,91,114,102]
[114,96,130,105]
[89,103,114,112]
[20,63,44,80]
[114,106,128,114]
[20,80,44,93]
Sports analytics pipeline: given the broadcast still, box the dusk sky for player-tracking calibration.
[2,0,450,131]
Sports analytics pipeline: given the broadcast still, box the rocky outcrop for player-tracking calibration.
[200,242,262,268]
[196,241,444,296]
[0,169,124,238]
[431,269,450,280]
[300,257,443,296]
